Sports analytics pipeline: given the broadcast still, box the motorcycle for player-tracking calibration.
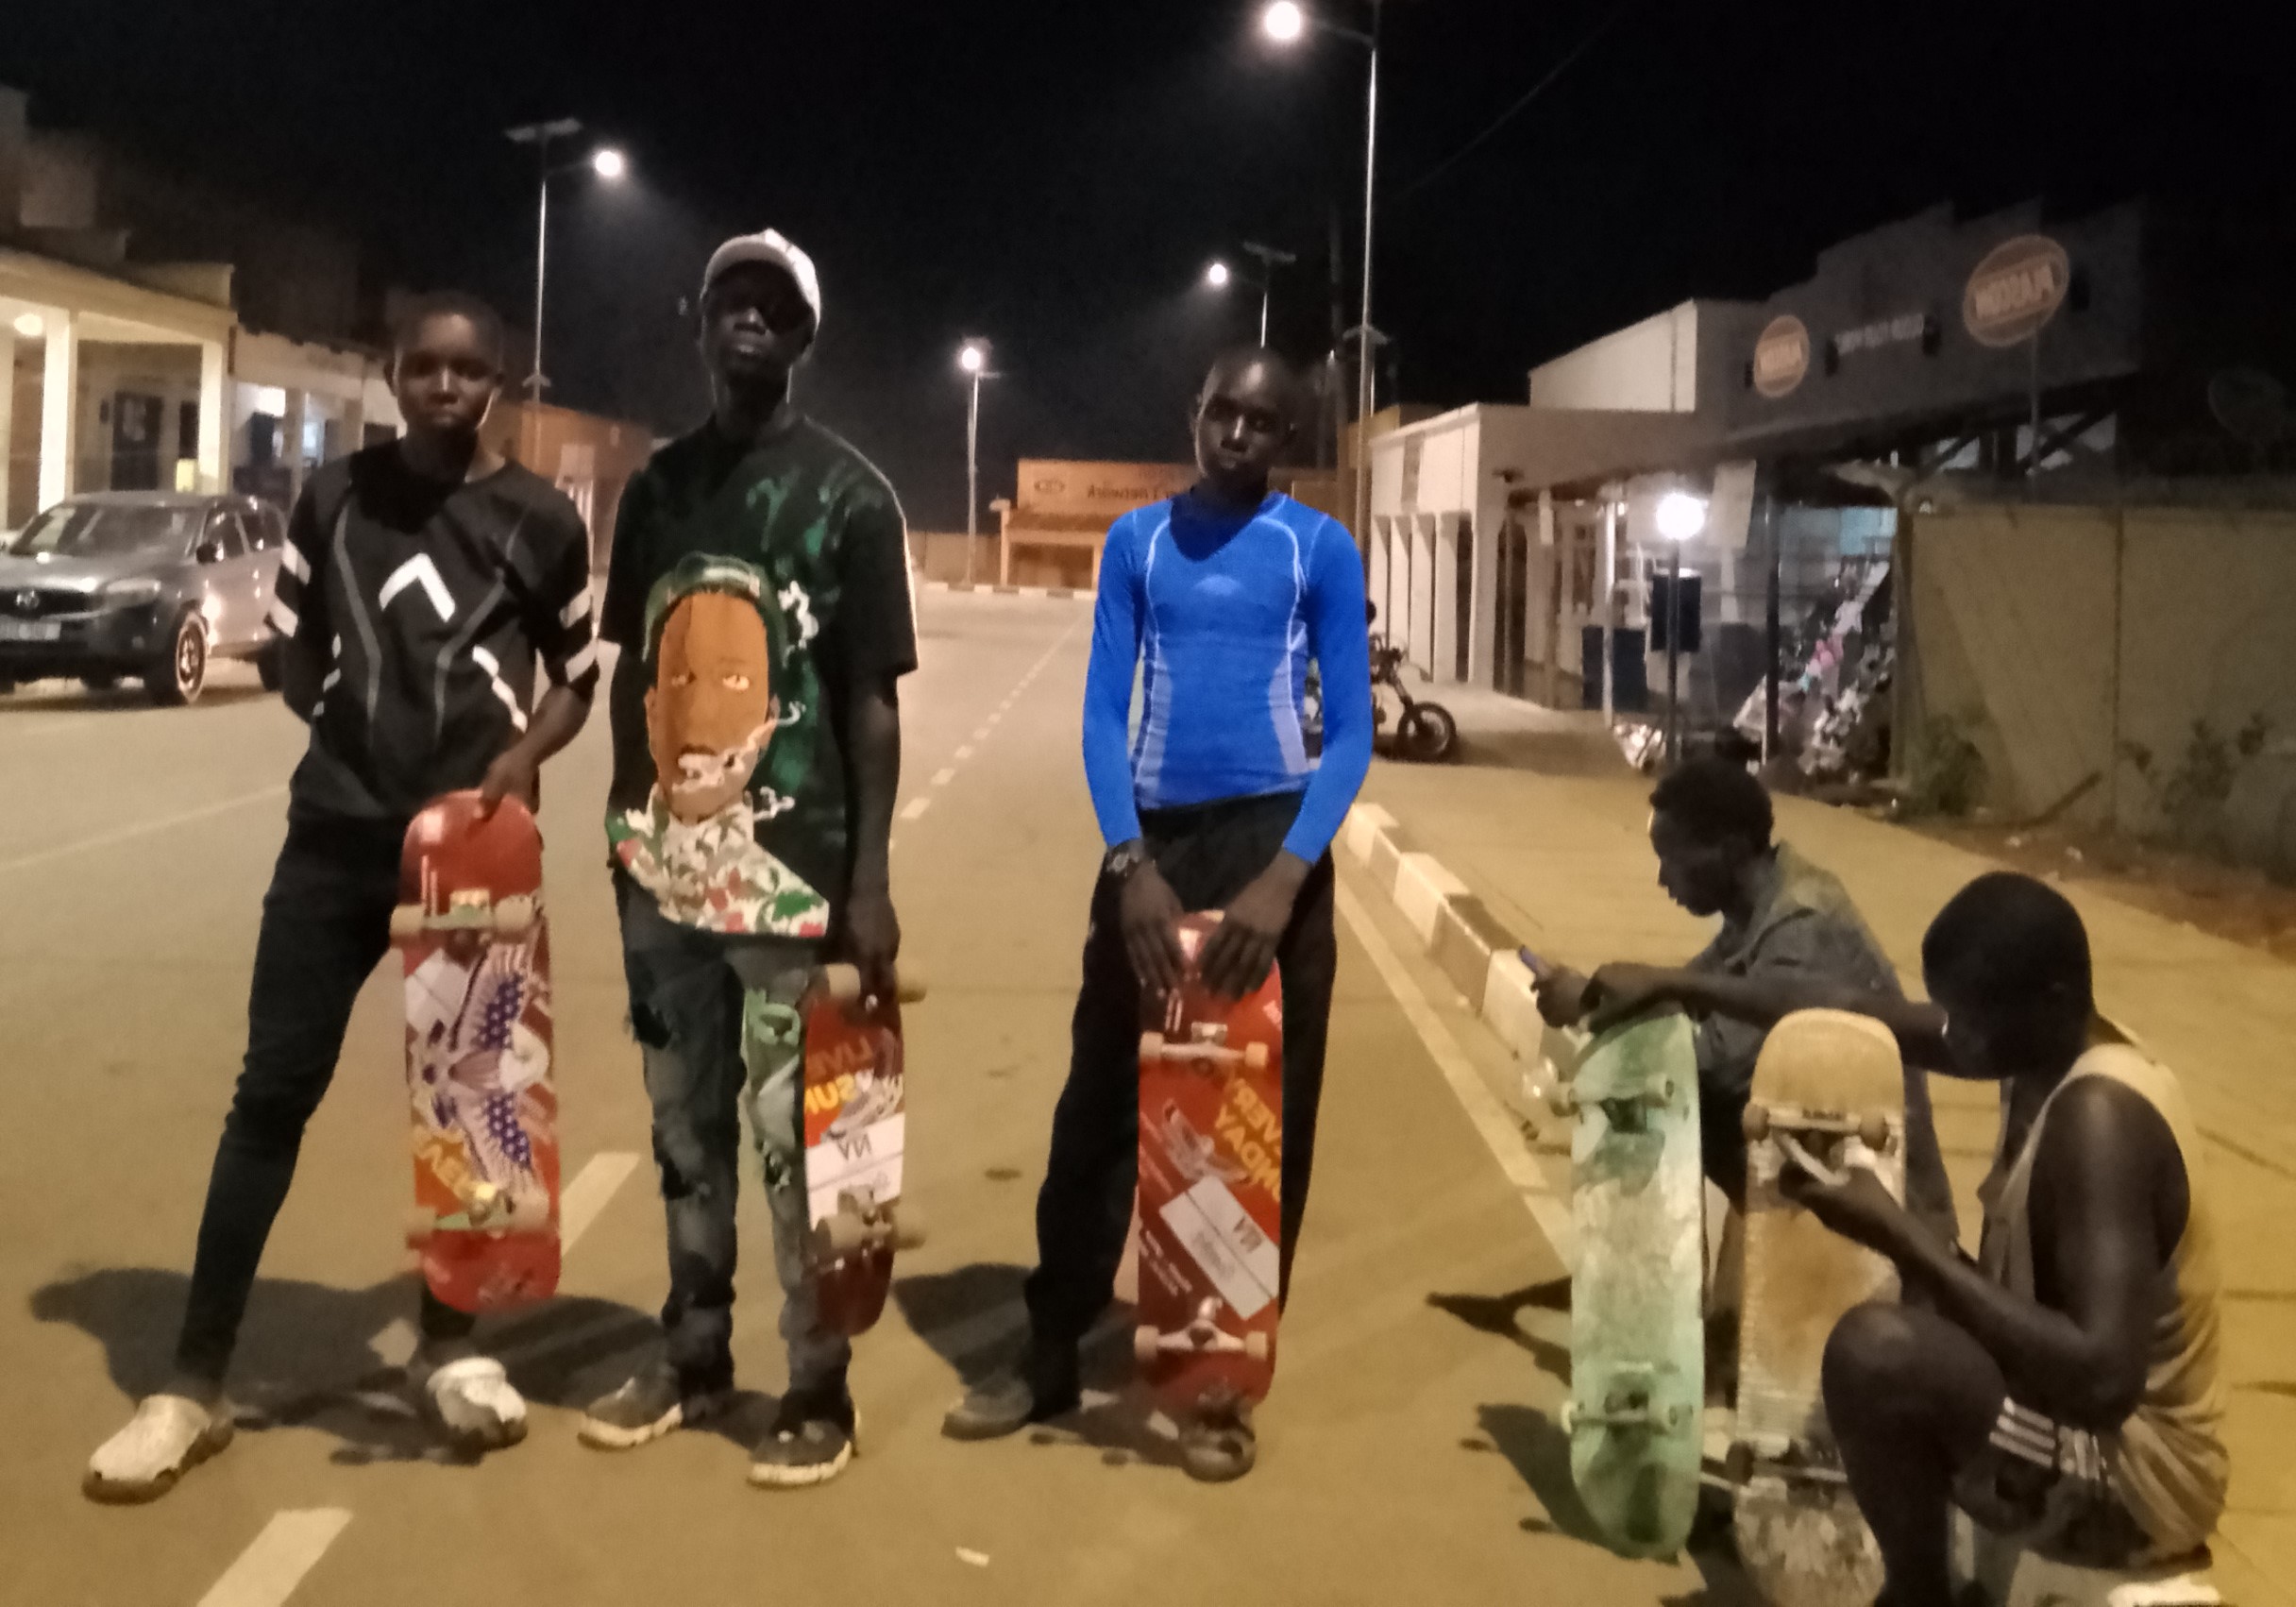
[1302,633,1459,764]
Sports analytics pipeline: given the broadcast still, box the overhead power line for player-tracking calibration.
[1393,0,1655,202]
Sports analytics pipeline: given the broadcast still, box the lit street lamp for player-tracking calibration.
[505,118,628,402]
[1206,260,1233,290]
[957,339,997,585]
[1654,490,1708,765]
[1262,1,1380,549]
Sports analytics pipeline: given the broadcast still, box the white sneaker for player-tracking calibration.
[84,1394,232,1503]
[420,1357,528,1453]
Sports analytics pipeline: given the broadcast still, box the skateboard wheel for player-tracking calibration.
[889,1207,927,1250]
[1242,1042,1269,1071]
[1858,1113,1892,1152]
[1649,1077,1676,1106]
[1725,1442,1754,1485]
[822,1213,873,1258]
[389,905,424,941]
[507,1195,549,1233]
[492,896,536,938]
[1133,1325,1160,1366]
[1241,1330,1270,1364]
[1558,1400,1576,1435]
[1140,1032,1167,1064]
[1546,1085,1579,1118]
[1741,1102,1771,1142]
[820,963,864,1006]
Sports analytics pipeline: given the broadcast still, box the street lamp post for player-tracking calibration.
[1655,490,1708,766]
[505,119,627,403]
[1263,2,1380,550]
[958,340,992,585]
[1241,241,1297,347]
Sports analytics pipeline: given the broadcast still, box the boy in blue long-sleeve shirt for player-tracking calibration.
[943,349,1373,1481]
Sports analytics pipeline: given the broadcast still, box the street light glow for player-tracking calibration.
[958,341,988,375]
[1206,261,1232,289]
[591,147,627,180]
[1263,2,1307,42]
[1656,491,1709,542]
[11,312,42,339]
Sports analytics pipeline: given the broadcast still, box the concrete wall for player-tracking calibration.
[1528,302,1701,413]
[1911,500,2296,872]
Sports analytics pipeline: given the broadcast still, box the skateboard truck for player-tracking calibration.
[405,1180,548,1247]
[818,963,929,1010]
[1133,1297,1273,1367]
[1741,1101,1895,1156]
[813,1190,927,1261]
[1561,1383,1691,1436]
[1546,1074,1678,1122]
[1140,1025,1270,1072]
[390,889,537,942]
[1724,1432,1852,1488]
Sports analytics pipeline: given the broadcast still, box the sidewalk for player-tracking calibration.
[1350,686,2296,1605]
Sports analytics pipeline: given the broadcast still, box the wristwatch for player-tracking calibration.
[1102,839,1151,883]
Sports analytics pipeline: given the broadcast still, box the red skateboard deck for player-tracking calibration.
[802,964,925,1336]
[1133,914,1284,1416]
[390,793,560,1314]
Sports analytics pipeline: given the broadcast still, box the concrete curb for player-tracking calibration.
[1341,801,1544,1067]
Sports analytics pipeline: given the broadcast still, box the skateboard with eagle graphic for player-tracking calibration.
[1133,913,1285,1417]
[390,792,560,1313]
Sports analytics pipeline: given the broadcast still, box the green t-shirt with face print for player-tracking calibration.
[600,417,917,934]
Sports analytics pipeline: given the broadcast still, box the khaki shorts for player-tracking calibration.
[1952,1398,2156,1570]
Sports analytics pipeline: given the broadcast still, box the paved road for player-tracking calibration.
[0,590,1748,1606]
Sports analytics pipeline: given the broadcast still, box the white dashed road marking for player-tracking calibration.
[195,1509,353,1607]
[901,796,934,821]
[559,1150,642,1251]
[0,786,288,877]
[932,768,956,787]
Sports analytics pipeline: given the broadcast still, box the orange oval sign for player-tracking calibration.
[1751,314,1810,398]
[1964,234,2070,347]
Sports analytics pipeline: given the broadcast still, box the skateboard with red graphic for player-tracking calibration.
[1133,913,1285,1416]
[389,792,560,1313]
[802,964,927,1336]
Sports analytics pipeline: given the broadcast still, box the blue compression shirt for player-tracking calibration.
[1082,488,1374,863]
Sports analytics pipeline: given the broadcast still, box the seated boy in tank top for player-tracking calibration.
[1770,871,2225,1605]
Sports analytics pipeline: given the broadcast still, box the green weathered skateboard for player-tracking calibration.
[1731,1008,1904,1607]
[1548,1006,1704,1559]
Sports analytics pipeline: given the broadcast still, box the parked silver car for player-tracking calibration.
[0,492,286,705]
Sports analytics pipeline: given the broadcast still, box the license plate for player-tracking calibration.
[0,619,61,642]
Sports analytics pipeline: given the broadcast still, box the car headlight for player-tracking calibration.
[99,577,162,606]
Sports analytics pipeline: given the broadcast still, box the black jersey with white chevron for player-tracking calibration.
[269,445,599,823]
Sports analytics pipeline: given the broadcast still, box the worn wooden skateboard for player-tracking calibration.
[1548,1006,1705,1559]
[802,964,926,1336]
[390,792,560,1313]
[1133,913,1284,1419]
[1731,1007,1905,1607]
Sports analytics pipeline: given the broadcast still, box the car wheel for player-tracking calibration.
[145,612,209,706]
[256,639,284,693]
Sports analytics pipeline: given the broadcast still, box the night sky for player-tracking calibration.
[2,0,2280,528]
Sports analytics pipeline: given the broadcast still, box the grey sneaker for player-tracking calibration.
[748,1379,858,1488]
[1180,1398,1258,1483]
[577,1369,725,1450]
[939,1350,1082,1441]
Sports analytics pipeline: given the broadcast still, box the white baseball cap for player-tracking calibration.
[701,229,822,330]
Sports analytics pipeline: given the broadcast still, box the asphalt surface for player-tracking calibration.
[0,588,1753,1606]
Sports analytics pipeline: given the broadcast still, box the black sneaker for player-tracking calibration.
[749,1376,859,1488]
[939,1350,1081,1441]
[577,1368,725,1450]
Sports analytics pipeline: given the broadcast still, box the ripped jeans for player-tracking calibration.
[615,880,845,1396]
